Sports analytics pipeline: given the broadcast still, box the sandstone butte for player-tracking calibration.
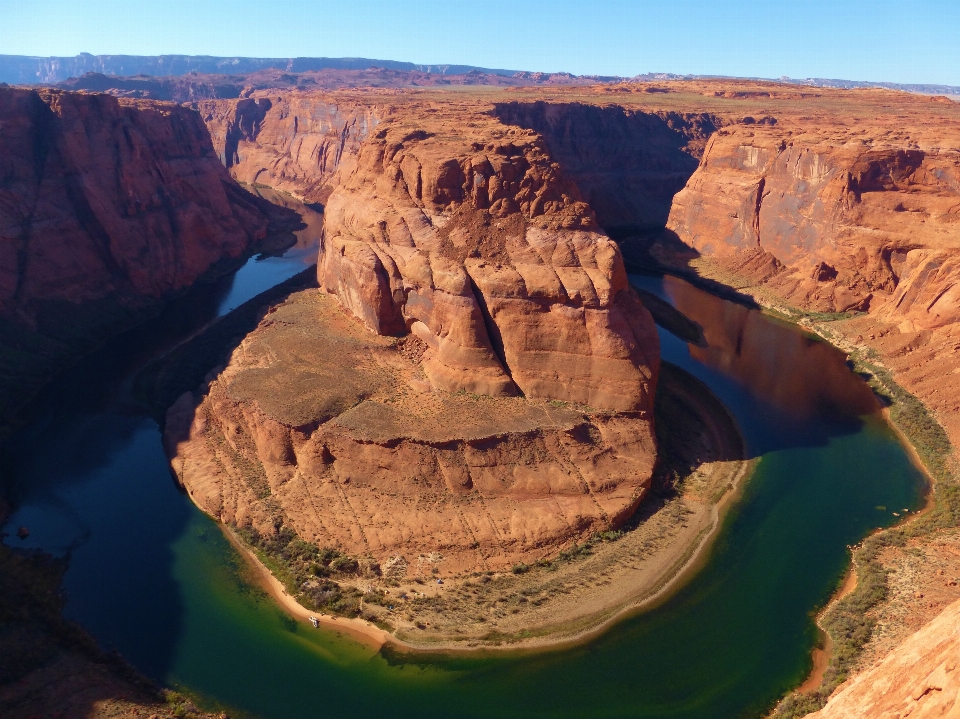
[0,86,283,425]
[169,96,663,574]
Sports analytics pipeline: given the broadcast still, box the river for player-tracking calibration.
[1,209,924,719]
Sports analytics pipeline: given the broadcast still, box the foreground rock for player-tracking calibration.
[809,596,960,719]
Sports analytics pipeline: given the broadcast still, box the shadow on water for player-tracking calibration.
[0,197,322,683]
[0,195,925,719]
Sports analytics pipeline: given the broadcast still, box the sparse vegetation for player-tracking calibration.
[771,348,957,719]
[234,525,370,617]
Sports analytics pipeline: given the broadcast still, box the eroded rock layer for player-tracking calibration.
[318,104,660,411]
[165,290,657,574]
[0,87,274,425]
[667,122,960,324]
[169,94,662,571]
[0,87,270,321]
[809,596,960,719]
[196,94,379,205]
[657,104,960,448]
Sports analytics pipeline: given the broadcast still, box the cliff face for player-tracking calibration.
[666,123,960,325]
[319,104,660,411]
[0,87,270,323]
[809,596,960,719]
[196,93,379,205]
[661,114,960,448]
[493,101,722,232]
[0,87,273,423]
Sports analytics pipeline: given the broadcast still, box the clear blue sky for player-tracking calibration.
[2,0,958,85]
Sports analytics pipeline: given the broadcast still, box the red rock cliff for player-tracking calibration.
[196,93,379,205]
[318,102,660,412]
[493,101,722,232]
[666,120,960,325]
[0,87,270,322]
[0,87,273,423]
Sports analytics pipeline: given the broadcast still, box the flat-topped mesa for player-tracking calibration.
[318,109,660,412]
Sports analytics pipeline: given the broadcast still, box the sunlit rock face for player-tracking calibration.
[318,104,660,413]
[168,95,664,573]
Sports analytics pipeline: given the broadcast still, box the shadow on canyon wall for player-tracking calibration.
[0,191,318,701]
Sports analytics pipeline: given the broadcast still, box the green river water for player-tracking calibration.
[2,235,924,718]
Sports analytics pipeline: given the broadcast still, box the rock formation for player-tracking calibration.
[196,93,378,205]
[666,122,960,322]
[808,596,960,718]
[658,99,960,448]
[493,101,721,231]
[166,96,661,573]
[0,86,276,425]
[165,290,658,574]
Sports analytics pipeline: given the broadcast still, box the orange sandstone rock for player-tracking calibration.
[809,597,960,719]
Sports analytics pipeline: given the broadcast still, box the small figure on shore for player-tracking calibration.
[309,616,319,628]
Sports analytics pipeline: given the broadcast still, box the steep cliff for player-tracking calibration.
[666,122,960,322]
[319,104,660,410]
[196,93,380,205]
[0,87,276,424]
[660,110,960,449]
[493,101,722,232]
[808,596,960,719]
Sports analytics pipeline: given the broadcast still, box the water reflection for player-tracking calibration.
[665,276,878,421]
[632,273,880,456]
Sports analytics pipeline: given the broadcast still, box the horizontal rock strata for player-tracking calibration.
[168,94,662,572]
[0,86,275,425]
[165,291,657,574]
[809,596,960,719]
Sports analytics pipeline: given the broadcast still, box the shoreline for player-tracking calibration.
[659,258,949,712]
[218,457,756,656]
[206,359,757,656]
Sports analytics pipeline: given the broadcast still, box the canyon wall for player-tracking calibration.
[493,101,722,232]
[0,87,275,423]
[666,122,960,325]
[196,93,380,205]
[809,596,960,719]
[662,116,960,447]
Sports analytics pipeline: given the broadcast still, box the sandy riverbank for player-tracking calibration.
[213,362,755,654]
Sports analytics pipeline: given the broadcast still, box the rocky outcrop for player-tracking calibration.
[318,104,660,411]
[165,289,657,574]
[809,596,960,719]
[168,96,662,573]
[666,122,960,324]
[0,87,275,424]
